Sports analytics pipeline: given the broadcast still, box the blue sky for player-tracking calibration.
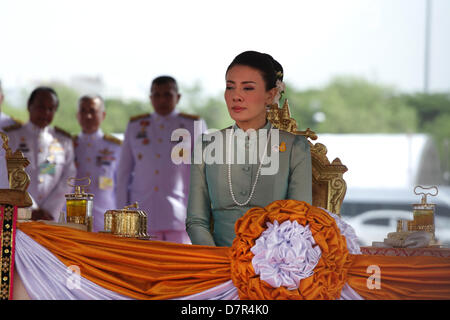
[1,0,449,99]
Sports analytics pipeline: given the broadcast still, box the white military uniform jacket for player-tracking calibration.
[1,113,23,187]
[116,109,207,232]
[0,112,19,128]
[0,146,7,188]
[3,121,76,220]
[74,129,122,232]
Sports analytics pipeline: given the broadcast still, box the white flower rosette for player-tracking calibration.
[251,220,322,290]
[230,200,354,300]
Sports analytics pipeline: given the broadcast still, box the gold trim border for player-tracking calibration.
[0,204,17,300]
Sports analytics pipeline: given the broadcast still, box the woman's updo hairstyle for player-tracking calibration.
[226,51,283,91]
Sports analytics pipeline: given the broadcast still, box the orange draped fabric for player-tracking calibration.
[17,222,231,300]
[16,203,450,300]
[347,254,450,300]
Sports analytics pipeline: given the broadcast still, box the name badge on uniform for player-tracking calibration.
[18,142,30,153]
[39,161,56,175]
[99,176,114,190]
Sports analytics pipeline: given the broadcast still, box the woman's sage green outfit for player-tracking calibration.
[186,121,312,247]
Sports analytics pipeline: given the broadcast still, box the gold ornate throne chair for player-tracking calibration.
[268,100,348,215]
[0,132,32,208]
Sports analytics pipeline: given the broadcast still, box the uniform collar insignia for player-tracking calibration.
[153,109,179,122]
[25,121,49,136]
[80,129,103,140]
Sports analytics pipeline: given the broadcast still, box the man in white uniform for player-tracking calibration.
[0,81,10,188]
[4,87,76,221]
[0,131,8,189]
[117,76,207,243]
[0,80,21,128]
[74,94,122,232]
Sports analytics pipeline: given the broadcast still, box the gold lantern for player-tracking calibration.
[65,177,94,232]
[411,185,438,241]
[103,202,150,239]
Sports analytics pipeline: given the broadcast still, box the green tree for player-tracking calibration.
[50,83,82,134]
[283,86,323,131]
[102,98,148,133]
[284,76,418,134]
[2,84,81,130]
[178,82,232,130]
[402,92,450,127]
[402,92,450,182]
[1,103,28,123]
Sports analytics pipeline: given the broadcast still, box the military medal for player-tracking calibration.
[18,142,29,153]
[18,136,29,152]
[136,130,147,139]
[49,140,64,153]
[96,148,115,166]
[39,161,56,175]
[140,120,150,127]
[136,120,150,139]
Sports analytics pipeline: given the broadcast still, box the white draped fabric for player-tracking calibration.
[15,230,131,300]
[14,230,237,300]
[324,209,362,255]
[174,280,239,300]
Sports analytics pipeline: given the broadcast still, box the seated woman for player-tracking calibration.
[186,51,312,247]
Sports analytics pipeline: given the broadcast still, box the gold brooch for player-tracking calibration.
[279,142,286,152]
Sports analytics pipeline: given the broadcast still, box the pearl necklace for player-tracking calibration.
[227,125,273,206]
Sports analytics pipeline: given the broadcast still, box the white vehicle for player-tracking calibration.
[344,210,450,247]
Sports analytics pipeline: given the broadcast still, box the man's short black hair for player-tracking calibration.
[78,94,105,111]
[151,76,179,93]
[27,86,59,107]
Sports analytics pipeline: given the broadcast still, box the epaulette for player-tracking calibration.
[103,134,123,145]
[130,113,151,122]
[54,126,72,139]
[2,122,22,132]
[11,117,24,125]
[178,112,200,121]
